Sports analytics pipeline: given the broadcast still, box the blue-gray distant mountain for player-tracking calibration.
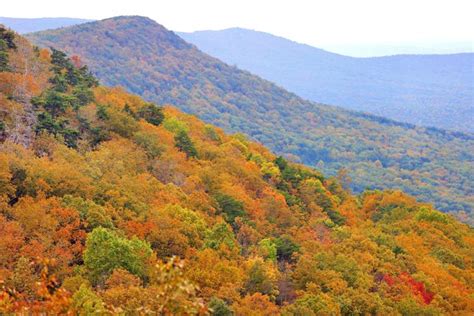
[179,28,474,133]
[0,17,91,34]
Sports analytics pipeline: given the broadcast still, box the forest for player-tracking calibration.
[179,28,474,133]
[1,27,473,314]
[26,16,474,225]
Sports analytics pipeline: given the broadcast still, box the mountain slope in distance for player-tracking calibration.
[0,17,92,34]
[179,28,474,133]
[27,16,474,223]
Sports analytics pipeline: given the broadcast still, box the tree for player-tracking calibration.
[0,26,16,72]
[244,259,279,299]
[274,236,299,262]
[137,103,164,126]
[232,293,279,316]
[208,297,233,316]
[174,130,197,158]
[72,284,106,315]
[282,294,339,315]
[215,193,246,226]
[83,227,153,285]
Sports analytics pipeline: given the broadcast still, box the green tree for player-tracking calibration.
[174,130,197,158]
[208,297,233,316]
[275,236,300,262]
[83,227,153,285]
[215,193,246,225]
[137,103,164,126]
[0,26,16,72]
[72,284,106,315]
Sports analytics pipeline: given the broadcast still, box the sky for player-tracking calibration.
[2,0,473,55]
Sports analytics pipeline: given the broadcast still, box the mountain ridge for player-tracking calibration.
[179,27,474,132]
[26,16,474,223]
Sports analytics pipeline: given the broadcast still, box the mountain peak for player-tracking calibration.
[101,15,161,28]
[30,15,191,51]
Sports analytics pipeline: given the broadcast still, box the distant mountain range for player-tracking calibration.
[0,17,91,33]
[26,16,474,222]
[179,28,474,133]
[2,18,472,132]
[319,41,473,57]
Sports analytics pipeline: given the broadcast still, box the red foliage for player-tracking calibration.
[383,274,395,286]
[383,272,434,304]
[401,273,434,304]
[71,55,82,68]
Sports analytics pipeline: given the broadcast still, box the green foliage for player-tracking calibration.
[209,297,233,316]
[275,236,299,262]
[215,193,246,225]
[163,117,188,133]
[62,195,114,230]
[0,42,10,71]
[282,294,336,315]
[258,238,277,262]
[204,223,237,251]
[326,210,346,226]
[313,252,360,287]
[174,130,197,158]
[83,227,153,284]
[95,105,109,120]
[396,298,441,316]
[0,26,16,72]
[431,247,465,268]
[416,207,450,224]
[31,47,98,148]
[137,103,164,126]
[133,131,163,158]
[204,125,222,142]
[244,260,277,298]
[72,284,106,315]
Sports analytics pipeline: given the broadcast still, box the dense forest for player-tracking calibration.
[179,28,474,133]
[1,27,474,314]
[27,16,474,224]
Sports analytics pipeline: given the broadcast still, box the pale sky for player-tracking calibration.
[3,0,474,48]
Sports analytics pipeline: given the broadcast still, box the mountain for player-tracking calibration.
[179,28,474,133]
[2,24,474,315]
[323,41,474,57]
[0,17,91,34]
[26,16,474,224]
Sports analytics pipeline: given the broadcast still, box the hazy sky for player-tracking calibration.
[3,0,474,48]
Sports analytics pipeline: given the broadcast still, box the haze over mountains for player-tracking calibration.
[26,16,474,223]
[0,17,91,34]
[179,28,474,133]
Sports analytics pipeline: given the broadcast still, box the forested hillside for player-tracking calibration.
[1,26,474,315]
[27,16,474,223]
[179,28,474,133]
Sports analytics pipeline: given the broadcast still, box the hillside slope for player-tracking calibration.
[0,17,91,34]
[2,25,474,315]
[179,28,474,133]
[26,16,474,223]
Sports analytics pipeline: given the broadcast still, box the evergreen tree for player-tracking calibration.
[174,130,197,158]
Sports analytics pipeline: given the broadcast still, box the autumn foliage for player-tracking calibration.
[0,28,473,314]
